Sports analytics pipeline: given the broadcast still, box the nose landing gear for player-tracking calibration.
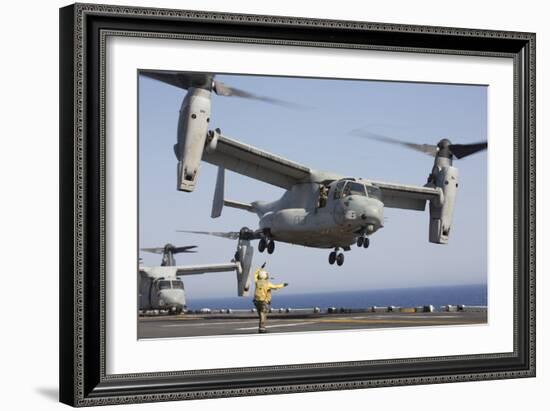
[329,248,345,266]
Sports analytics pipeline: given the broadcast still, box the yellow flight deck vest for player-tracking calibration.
[254,279,272,303]
[253,269,285,303]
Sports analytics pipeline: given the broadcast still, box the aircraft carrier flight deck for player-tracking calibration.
[138,306,487,339]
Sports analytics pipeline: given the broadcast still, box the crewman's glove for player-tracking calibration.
[283,282,289,287]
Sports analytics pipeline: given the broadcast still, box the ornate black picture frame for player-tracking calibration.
[59,3,535,407]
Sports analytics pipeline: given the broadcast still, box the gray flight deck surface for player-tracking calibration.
[138,310,487,339]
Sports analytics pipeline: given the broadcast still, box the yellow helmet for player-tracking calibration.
[258,270,268,280]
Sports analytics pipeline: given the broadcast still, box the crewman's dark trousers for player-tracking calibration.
[253,300,269,333]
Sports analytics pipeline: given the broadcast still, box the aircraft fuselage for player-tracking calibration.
[256,180,384,249]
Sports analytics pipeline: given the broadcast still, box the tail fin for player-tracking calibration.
[211,167,255,218]
[211,167,225,218]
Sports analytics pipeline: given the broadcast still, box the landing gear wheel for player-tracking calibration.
[363,237,370,248]
[258,238,267,253]
[329,251,336,265]
[357,236,364,247]
[267,240,275,254]
[336,253,345,266]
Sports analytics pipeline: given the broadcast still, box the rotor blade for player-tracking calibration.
[140,247,165,254]
[213,80,307,109]
[449,142,487,159]
[172,245,198,254]
[177,230,241,240]
[349,130,438,156]
[141,70,213,90]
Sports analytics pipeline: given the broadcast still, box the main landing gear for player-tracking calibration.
[357,235,370,248]
[328,248,345,266]
[258,238,275,254]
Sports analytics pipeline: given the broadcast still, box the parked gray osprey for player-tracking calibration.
[139,241,254,313]
[141,70,487,267]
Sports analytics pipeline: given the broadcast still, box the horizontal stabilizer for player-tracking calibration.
[224,199,255,213]
[211,166,255,217]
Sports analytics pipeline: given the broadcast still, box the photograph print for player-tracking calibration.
[137,70,488,339]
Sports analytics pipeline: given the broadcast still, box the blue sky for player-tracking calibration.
[139,73,487,298]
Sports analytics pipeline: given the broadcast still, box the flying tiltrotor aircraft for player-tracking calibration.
[139,241,254,313]
[141,70,487,267]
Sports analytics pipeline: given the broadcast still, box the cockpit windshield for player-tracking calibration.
[158,280,185,290]
[334,180,368,199]
[172,280,184,290]
[158,280,171,290]
[366,185,383,201]
[333,180,346,199]
[342,182,367,197]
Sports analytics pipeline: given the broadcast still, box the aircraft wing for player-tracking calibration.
[140,263,240,278]
[368,180,443,211]
[175,263,240,276]
[203,134,313,189]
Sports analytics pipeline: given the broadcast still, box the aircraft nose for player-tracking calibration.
[159,289,186,307]
[352,197,383,228]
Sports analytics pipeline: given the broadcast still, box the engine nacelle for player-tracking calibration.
[175,88,212,192]
[429,164,459,244]
[235,238,254,296]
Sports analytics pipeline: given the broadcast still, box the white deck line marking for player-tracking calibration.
[236,322,315,331]
[161,320,258,327]
[362,315,460,319]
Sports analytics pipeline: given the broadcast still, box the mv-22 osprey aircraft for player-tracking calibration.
[139,241,254,309]
[142,70,487,267]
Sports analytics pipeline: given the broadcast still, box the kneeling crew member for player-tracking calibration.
[253,264,288,333]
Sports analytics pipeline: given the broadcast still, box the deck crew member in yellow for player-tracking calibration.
[253,264,288,333]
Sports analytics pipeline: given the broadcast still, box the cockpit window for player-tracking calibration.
[366,185,383,200]
[333,180,347,199]
[342,182,367,197]
[172,280,184,290]
[158,280,171,290]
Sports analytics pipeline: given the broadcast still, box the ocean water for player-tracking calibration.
[185,284,487,310]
